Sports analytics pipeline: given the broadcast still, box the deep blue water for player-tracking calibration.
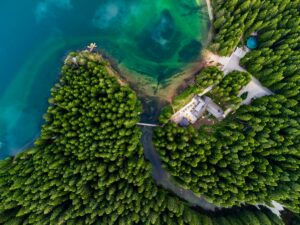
[0,0,208,158]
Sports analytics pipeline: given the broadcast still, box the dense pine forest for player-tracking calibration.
[0,51,283,224]
[154,0,300,215]
[207,70,251,109]
[0,0,298,224]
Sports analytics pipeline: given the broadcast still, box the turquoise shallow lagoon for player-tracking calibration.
[0,0,209,158]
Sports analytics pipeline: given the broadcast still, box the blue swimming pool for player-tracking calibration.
[246,36,258,49]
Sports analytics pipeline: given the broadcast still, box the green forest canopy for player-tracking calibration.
[154,0,300,213]
[1,0,299,223]
[0,51,283,225]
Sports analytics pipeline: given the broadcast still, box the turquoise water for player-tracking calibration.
[0,0,209,158]
[247,36,258,49]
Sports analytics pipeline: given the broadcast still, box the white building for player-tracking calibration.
[203,96,225,120]
[172,96,206,124]
[171,95,225,126]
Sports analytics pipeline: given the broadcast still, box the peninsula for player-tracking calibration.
[0,0,299,224]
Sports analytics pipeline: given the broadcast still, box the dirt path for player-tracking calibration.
[141,126,218,211]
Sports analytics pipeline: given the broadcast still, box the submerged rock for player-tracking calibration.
[137,9,180,62]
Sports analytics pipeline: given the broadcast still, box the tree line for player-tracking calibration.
[0,51,283,224]
[154,0,300,216]
[155,95,299,210]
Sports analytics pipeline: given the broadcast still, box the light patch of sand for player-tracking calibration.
[203,50,229,68]
[35,0,72,22]
[105,65,127,86]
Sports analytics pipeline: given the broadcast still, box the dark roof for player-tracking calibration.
[179,117,190,127]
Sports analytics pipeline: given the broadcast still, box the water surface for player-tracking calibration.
[0,0,209,158]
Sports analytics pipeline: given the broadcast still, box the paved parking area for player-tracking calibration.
[221,48,273,105]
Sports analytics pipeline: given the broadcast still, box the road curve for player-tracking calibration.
[140,126,218,211]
